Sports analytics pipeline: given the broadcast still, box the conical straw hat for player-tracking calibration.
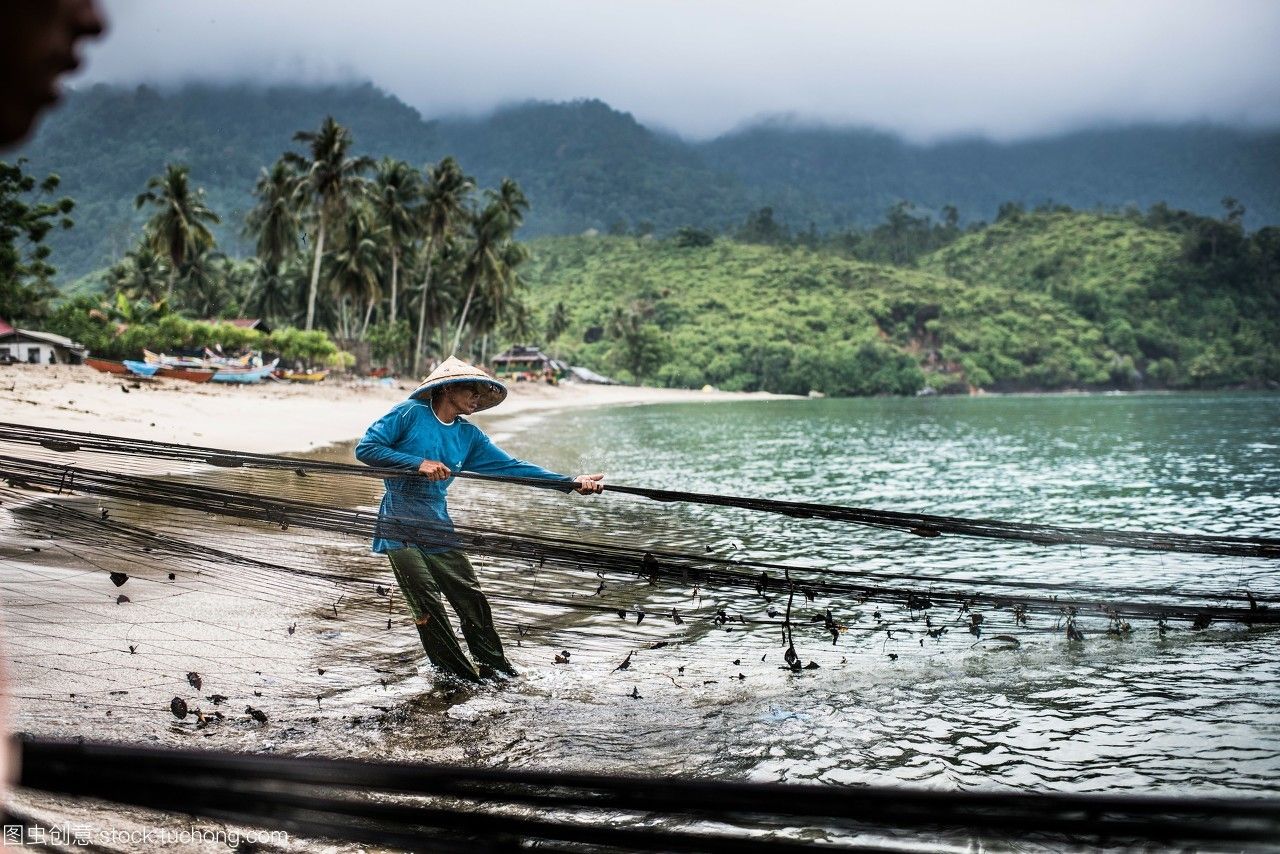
[409,356,507,411]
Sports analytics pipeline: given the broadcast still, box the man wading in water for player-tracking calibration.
[357,357,604,681]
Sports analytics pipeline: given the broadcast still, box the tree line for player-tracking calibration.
[2,123,1275,393]
[4,116,536,372]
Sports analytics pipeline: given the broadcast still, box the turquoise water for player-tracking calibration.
[414,392,1280,794]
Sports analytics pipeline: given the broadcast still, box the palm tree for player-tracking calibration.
[106,244,170,304]
[488,177,529,231]
[284,116,373,331]
[326,202,385,340]
[178,249,232,319]
[544,301,569,346]
[240,258,296,324]
[244,160,299,272]
[414,157,473,373]
[369,157,422,325]
[451,200,528,356]
[134,164,220,300]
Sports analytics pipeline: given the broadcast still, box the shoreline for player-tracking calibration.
[6,364,1266,458]
[0,364,794,456]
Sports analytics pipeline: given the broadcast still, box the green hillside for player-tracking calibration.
[526,210,1279,394]
[527,237,1117,395]
[919,210,1280,388]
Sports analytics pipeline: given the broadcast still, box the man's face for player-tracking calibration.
[445,382,483,415]
[0,0,106,147]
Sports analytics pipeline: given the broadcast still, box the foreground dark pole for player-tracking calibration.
[15,737,1280,852]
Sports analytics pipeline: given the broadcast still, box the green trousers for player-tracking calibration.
[386,546,515,681]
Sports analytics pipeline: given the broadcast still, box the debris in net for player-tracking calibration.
[245,706,268,724]
[169,697,188,719]
[613,651,633,672]
[671,608,683,625]
[186,672,202,690]
[288,623,296,635]
[128,645,137,654]
[554,652,570,664]
[629,686,642,699]
[207,694,228,705]
[108,572,128,587]
[167,572,175,580]
[115,595,129,605]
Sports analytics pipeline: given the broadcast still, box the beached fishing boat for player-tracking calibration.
[122,360,160,378]
[208,359,279,384]
[85,356,128,374]
[145,349,254,370]
[280,370,328,383]
[156,365,216,383]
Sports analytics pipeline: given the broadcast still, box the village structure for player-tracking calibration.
[0,318,86,365]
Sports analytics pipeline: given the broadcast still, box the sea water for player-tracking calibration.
[428,392,1280,794]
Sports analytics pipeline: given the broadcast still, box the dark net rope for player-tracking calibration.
[0,452,1274,628]
[17,738,1280,850]
[2,421,1276,559]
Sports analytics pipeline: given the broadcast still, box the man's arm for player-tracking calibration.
[355,408,426,471]
[464,431,603,493]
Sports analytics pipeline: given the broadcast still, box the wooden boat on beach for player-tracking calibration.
[280,370,328,383]
[208,359,279,384]
[85,356,128,375]
[156,365,216,383]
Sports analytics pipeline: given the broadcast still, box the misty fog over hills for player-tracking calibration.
[16,82,1280,280]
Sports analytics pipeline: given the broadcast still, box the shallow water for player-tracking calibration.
[427,392,1280,795]
[3,392,1279,829]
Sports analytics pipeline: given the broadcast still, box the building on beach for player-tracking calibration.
[491,345,566,382]
[0,323,87,365]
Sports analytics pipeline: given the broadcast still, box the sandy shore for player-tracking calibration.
[0,364,790,454]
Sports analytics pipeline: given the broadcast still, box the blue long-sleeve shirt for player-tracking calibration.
[355,398,573,553]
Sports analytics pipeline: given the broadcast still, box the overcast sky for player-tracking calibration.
[77,0,1280,142]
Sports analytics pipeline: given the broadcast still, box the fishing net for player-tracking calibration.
[2,419,1276,729]
[2,419,1278,848]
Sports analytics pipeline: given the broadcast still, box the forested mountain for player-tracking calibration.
[526,209,1280,393]
[13,82,1280,280]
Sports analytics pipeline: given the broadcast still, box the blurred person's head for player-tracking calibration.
[0,0,106,147]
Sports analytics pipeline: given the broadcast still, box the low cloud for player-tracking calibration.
[76,0,1280,141]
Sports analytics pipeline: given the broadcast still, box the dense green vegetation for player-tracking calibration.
[16,83,1280,280]
[43,296,344,365]
[524,204,1279,393]
[3,115,537,372]
[920,205,1280,388]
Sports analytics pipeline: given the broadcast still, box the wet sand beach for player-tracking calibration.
[0,363,782,453]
